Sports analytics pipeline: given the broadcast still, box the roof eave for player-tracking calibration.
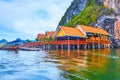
[57,35,87,38]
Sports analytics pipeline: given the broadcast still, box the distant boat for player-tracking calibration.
[0,46,18,50]
[19,47,40,51]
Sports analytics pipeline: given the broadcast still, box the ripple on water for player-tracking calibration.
[0,49,120,80]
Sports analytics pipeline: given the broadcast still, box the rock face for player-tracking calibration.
[58,0,120,48]
[103,0,120,14]
[94,15,119,47]
[58,0,87,26]
[114,20,120,47]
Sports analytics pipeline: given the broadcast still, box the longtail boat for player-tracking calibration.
[1,46,18,50]
[19,47,40,51]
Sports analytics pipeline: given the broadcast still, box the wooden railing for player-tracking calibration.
[20,39,110,48]
[86,37,110,43]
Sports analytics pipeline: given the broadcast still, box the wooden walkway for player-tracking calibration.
[20,39,110,50]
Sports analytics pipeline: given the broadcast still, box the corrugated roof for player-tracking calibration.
[60,26,86,37]
[37,34,45,39]
[79,25,110,35]
[45,31,51,38]
[51,31,56,38]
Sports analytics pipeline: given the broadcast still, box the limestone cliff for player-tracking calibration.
[58,0,120,48]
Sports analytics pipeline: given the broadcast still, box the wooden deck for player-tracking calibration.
[20,39,110,50]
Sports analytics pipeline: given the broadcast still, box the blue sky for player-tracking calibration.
[0,0,73,41]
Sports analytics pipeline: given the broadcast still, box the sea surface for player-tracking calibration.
[0,49,120,80]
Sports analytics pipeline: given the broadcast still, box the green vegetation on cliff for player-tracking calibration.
[65,0,111,27]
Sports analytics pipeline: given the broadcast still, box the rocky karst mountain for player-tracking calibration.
[58,0,120,48]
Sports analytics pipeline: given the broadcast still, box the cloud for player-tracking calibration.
[0,0,73,40]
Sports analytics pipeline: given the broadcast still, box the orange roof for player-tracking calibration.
[45,31,51,38]
[41,34,45,38]
[51,31,56,38]
[60,26,86,37]
[37,34,45,39]
[79,25,110,35]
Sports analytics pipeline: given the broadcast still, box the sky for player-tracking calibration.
[0,0,73,41]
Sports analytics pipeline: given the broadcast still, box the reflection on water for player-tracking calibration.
[0,49,120,80]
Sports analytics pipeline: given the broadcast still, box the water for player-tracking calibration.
[0,49,120,80]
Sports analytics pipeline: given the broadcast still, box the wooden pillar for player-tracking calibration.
[77,39,79,50]
[88,44,90,49]
[61,45,64,51]
[84,44,87,49]
[45,44,48,50]
[45,44,46,50]
[92,43,95,49]
[43,44,45,50]
[56,45,58,50]
[68,37,70,51]
[103,44,106,48]
[98,43,101,49]
[48,45,50,50]
[47,44,48,50]
[56,39,58,50]
[77,44,80,50]
[53,45,55,50]
[43,44,44,50]
[73,44,76,50]
[108,44,110,48]
[41,45,43,50]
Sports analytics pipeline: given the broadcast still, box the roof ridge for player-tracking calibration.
[78,25,109,35]
[80,25,101,29]
[61,26,75,29]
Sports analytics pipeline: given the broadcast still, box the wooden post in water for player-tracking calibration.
[44,44,45,50]
[108,44,110,48]
[68,37,70,51]
[61,44,63,51]
[44,44,46,50]
[84,44,87,49]
[88,44,90,49]
[72,44,74,50]
[48,44,50,50]
[43,44,44,50]
[103,44,106,49]
[56,39,58,50]
[47,44,48,50]
[98,43,101,49]
[92,43,95,49]
[77,39,79,51]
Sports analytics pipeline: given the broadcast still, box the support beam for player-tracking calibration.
[98,44,101,49]
[47,44,49,50]
[73,44,76,50]
[61,45,64,51]
[68,37,70,51]
[56,45,58,50]
[77,44,80,51]
[92,43,95,49]
[108,44,110,48]
[56,39,58,50]
[48,45,50,50]
[77,38,79,50]
[88,44,90,49]
[104,44,106,48]
[84,44,87,49]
